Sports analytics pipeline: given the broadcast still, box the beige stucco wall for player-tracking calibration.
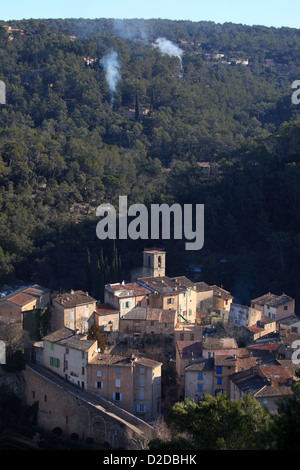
[52,301,96,333]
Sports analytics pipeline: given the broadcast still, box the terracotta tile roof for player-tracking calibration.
[251,292,294,307]
[210,285,233,299]
[89,352,162,368]
[120,307,176,324]
[1,284,49,307]
[43,327,75,342]
[95,303,119,316]
[53,290,96,307]
[185,357,214,371]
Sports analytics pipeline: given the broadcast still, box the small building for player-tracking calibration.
[230,360,298,413]
[211,285,233,312]
[104,282,151,318]
[251,293,295,320]
[174,323,202,343]
[42,327,98,390]
[138,275,197,324]
[176,340,202,399]
[51,290,97,333]
[202,336,238,359]
[88,352,162,421]
[229,302,262,327]
[94,303,119,333]
[0,284,50,323]
[119,306,176,337]
[185,358,214,401]
[277,314,300,332]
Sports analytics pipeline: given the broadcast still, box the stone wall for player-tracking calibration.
[22,365,155,449]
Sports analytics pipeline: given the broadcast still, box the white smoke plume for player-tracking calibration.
[154,37,183,68]
[100,50,121,108]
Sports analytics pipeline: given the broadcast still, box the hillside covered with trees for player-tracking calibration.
[0,18,300,307]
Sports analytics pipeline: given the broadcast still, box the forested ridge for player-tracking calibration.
[0,18,300,307]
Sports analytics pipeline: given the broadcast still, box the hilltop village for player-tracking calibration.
[0,247,299,445]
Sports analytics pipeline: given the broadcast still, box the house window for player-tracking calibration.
[198,372,203,380]
[97,371,102,377]
[147,298,150,305]
[82,367,85,375]
[151,321,154,326]
[114,392,122,401]
[95,381,103,389]
[116,367,121,375]
[139,391,144,400]
[50,357,60,368]
[140,367,145,375]
[32,391,35,399]
[217,377,222,385]
[190,334,194,341]
[284,306,288,310]
[137,404,145,412]
[167,298,174,304]
[197,383,203,392]
[50,343,54,351]
[140,378,145,387]
[188,309,192,316]
[116,379,121,388]
[180,333,184,341]
[216,366,222,374]
[44,395,47,402]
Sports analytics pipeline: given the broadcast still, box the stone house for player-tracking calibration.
[88,352,162,421]
[241,316,276,343]
[229,302,262,327]
[251,292,295,320]
[175,340,202,399]
[185,358,214,401]
[104,282,151,318]
[0,284,50,323]
[229,360,298,413]
[174,323,203,343]
[138,275,197,324]
[51,290,97,333]
[119,307,176,337]
[202,336,238,359]
[42,327,98,390]
[93,303,119,333]
[210,285,233,312]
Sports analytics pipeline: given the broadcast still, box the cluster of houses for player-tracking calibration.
[0,248,300,423]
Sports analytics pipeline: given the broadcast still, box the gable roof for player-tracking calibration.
[53,290,96,307]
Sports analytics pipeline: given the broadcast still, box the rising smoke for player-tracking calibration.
[154,37,183,68]
[100,50,121,108]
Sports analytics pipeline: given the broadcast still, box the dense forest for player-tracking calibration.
[0,18,300,307]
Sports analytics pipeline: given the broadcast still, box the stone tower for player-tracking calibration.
[131,249,166,280]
